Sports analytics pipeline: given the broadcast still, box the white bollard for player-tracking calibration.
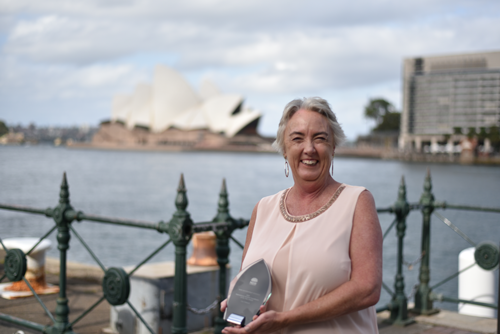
[458,247,495,318]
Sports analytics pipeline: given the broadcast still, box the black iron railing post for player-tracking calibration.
[167,174,193,334]
[388,176,414,326]
[214,179,232,334]
[49,173,76,334]
[413,170,439,315]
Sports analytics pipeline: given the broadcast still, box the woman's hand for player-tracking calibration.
[222,305,285,334]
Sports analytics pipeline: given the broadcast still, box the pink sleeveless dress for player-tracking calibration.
[240,184,379,333]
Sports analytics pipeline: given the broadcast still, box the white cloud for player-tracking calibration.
[0,0,499,137]
[0,56,147,99]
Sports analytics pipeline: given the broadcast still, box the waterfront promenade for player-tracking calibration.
[0,258,496,334]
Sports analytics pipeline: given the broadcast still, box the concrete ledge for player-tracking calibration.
[123,262,223,279]
[44,258,226,283]
[46,257,104,283]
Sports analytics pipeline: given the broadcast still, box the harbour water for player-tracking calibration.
[1,145,499,312]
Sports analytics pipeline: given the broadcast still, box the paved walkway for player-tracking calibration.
[0,260,497,334]
[0,274,108,334]
[377,310,497,334]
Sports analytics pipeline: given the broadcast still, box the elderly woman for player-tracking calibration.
[222,97,382,334]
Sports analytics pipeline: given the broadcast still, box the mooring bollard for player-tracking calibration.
[167,174,193,334]
[2,238,56,298]
[458,247,496,318]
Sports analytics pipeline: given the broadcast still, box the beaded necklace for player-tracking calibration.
[279,184,346,223]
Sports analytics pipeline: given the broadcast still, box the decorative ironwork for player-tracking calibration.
[474,241,499,270]
[168,174,194,334]
[386,176,414,326]
[5,248,27,282]
[103,268,130,306]
[0,170,498,334]
[412,169,439,315]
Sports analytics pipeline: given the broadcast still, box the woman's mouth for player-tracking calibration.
[301,159,318,166]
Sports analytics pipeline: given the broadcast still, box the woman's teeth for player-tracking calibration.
[302,160,318,165]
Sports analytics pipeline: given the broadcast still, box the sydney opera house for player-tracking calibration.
[92,65,274,152]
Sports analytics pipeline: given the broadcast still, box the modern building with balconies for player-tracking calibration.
[399,51,500,154]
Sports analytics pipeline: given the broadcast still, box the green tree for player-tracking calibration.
[364,98,401,132]
[467,127,477,139]
[488,126,500,150]
[0,120,8,137]
[478,127,487,140]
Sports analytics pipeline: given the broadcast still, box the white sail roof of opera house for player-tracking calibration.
[111,65,261,137]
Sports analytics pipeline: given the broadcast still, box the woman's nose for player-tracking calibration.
[304,139,316,153]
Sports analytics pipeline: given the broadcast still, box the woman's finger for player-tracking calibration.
[221,325,246,334]
[220,299,228,312]
[252,304,266,321]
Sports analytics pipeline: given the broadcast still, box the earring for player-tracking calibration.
[284,160,289,177]
[330,160,334,176]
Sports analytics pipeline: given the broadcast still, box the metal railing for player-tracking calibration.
[0,173,248,334]
[375,170,499,327]
[0,170,499,333]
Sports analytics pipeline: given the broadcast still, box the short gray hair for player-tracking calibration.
[273,97,346,155]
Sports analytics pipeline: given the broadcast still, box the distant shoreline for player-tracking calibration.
[67,142,278,154]
[65,142,500,165]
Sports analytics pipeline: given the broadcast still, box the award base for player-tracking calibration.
[227,313,245,326]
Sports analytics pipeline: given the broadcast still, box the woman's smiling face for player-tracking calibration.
[284,109,335,184]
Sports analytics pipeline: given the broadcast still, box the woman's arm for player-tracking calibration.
[222,190,382,334]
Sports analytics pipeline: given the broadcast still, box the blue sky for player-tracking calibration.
[0,0,499,139]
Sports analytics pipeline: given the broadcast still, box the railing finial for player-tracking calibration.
[59,172,70,205]
[218,178,229,215]
[220,178,227,195]
[398,176,406,200]
[424,169,432,192]
[177,173,186,192]
[175,173,188,211]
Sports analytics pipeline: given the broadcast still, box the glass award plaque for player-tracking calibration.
[224,258,272,326]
